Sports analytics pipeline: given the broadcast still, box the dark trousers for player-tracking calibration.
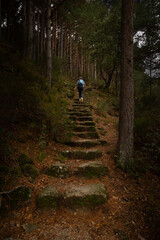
[77,86,84,99]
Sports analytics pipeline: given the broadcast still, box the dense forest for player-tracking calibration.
[0,0,160,239]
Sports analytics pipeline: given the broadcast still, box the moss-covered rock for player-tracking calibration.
[10,186,32,209]
[0,186,32,212]
[74,132,99,139]
[3,238,21,240]
[59,149,102,160]
[74,126,96,132]
[19,154,34,166]
[77,161,109,178]
[23,223,37,232]
[21,164,39,179]
[65,139,100,148]
[76,116,93,122]
[45,162,71,178]
[36,185,61,208]
[69,112,92,117]
[79,121,95,126]
[64,183,108,208]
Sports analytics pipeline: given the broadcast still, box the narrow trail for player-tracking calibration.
[1,90,160,240]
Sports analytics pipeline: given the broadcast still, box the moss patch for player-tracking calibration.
[21,164,39,179]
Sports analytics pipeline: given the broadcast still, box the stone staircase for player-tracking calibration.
[36,96,109,209]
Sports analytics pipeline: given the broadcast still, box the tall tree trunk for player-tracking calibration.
[7,0,12,42]
[0,0,1,40]
[118,0,134,169]
[22,0,27,53]
[94,60,97,81]
[36,10,40,65]
[149,57,152,96]
[115,69,119,96]
[69,29,73,76]
[51,10,56,54]
[46,0,52,87]
[40,3,45,56]
[27,0,34,58]
[60,16,64,58]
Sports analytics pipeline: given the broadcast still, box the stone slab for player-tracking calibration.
[69,112,92,117]
[59,149,102,160]
[74,132,100,139]
[36,185,61,208]
[64,139,100,148]
[64,183,108,207]
[45,162,71,178]
[79,121,95,126]
[76,116,93,121]
[74,126,96,132]
[77,161,109,178]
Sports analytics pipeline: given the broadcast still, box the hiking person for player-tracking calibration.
[76,76,85,102]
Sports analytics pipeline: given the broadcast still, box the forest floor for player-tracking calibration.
[0,88,160,240]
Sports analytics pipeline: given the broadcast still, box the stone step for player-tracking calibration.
[74,99,89,103]
[72,104,91,108]
[64,139,100,148]
[45,162,71,178]
[68,109,90,113]
[70,116,93,122]
[74,132,100,139]
[69,112,92,117]
[77,116,93,121]
[36,184,108,209]
[74,126,96,132]
[59,149,102,160]
[36,185,61,208]
[76,161,109,178]
[64,183,108,208]
[79,121,95,126]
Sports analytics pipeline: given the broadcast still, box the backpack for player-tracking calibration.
[78,79,84,86]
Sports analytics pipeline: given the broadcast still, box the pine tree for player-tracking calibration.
[118,0,134,170]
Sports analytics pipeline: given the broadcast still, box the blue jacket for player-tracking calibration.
[77,79,85,87]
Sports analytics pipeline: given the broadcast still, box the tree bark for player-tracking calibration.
[60,16,64,58]
[36,10,40,65]
[69,29,73,75]
[22,0,27,53]
[27,0,34,58]
[0,0,1,40]
[46,0,52,87]
[118,0,134,169]
[40,3,45,56]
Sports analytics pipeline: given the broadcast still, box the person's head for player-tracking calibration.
[79,76,82,79]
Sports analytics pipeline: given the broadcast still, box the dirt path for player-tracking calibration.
[0,89,160,240]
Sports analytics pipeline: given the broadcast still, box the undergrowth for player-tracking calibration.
[0,42,74,171]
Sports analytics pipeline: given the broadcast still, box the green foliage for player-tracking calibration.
[38,151,46,162]
[97,98,109,114]
[55,154,68,163]
[19,154,34,166]
[134,68,160,166]
[0,43,73,142]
